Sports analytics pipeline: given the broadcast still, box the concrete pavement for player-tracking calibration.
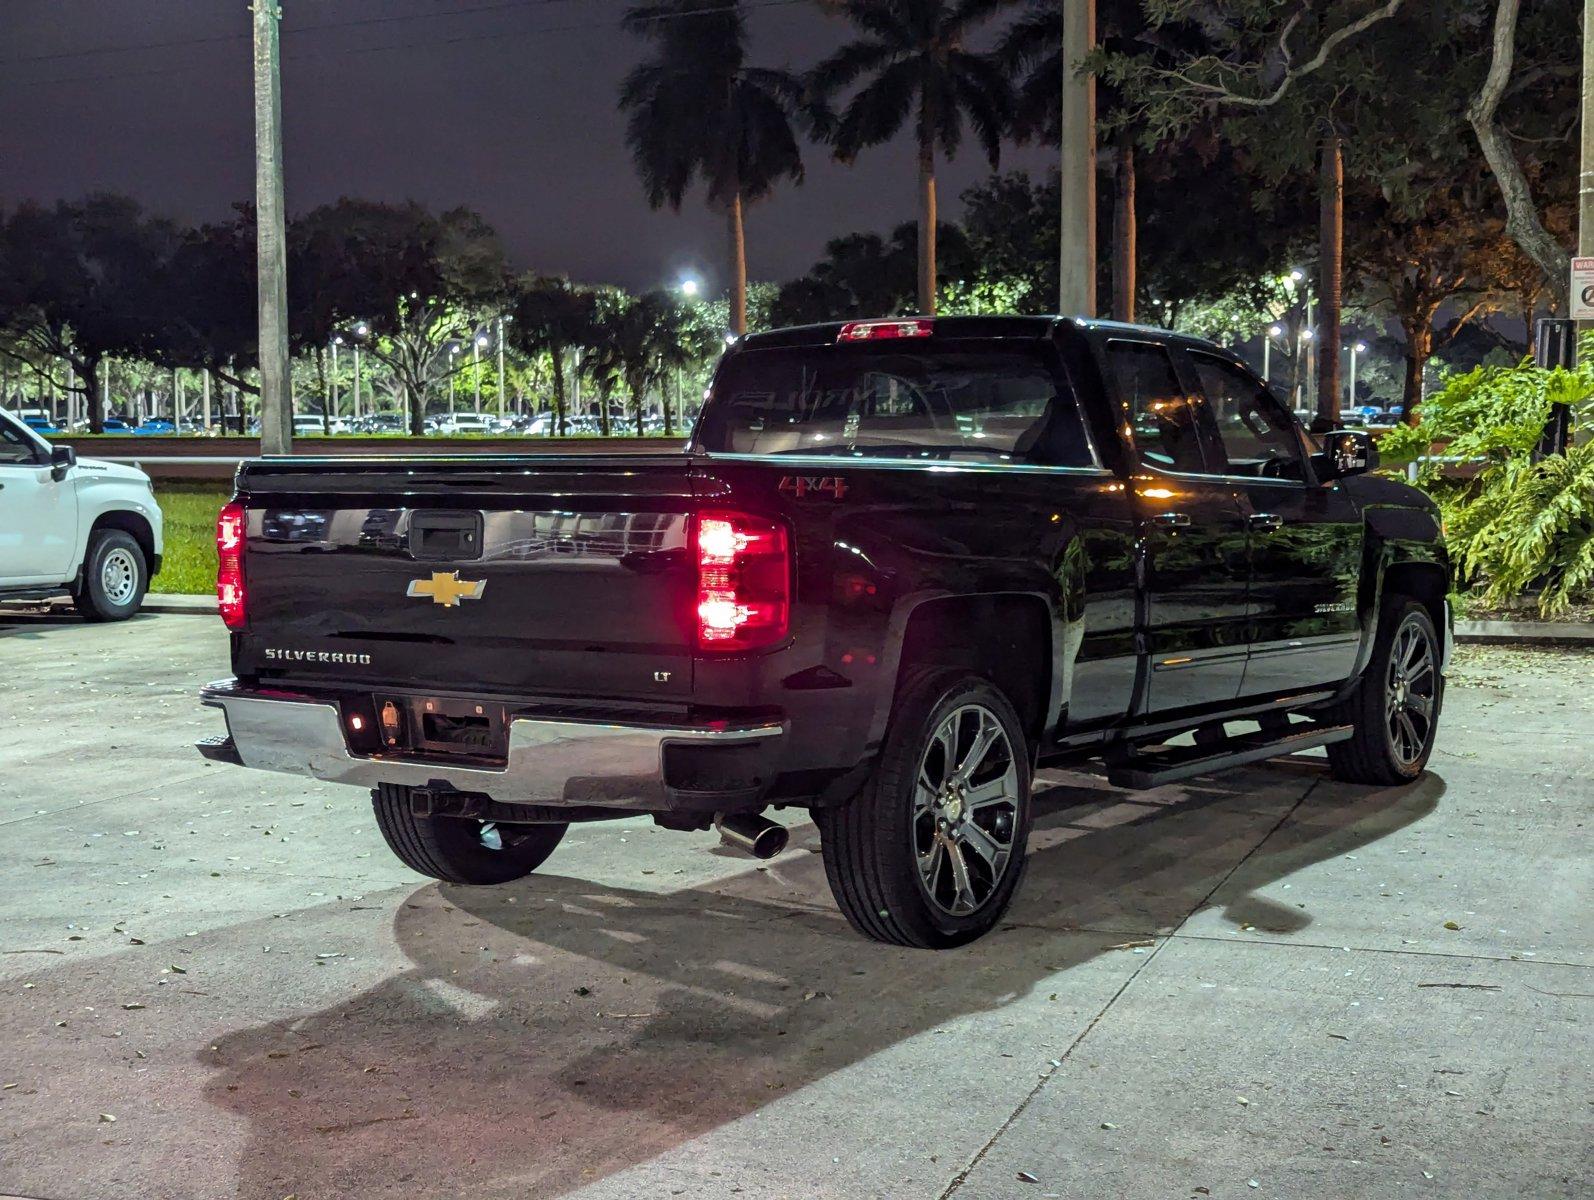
[0,613,1588,1200]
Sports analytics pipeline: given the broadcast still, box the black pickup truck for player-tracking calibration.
[198,316,1450,948]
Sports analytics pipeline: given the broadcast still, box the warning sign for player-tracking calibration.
[1571,258,1594,320]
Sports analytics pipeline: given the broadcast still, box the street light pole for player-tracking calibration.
[352,322,368,419]
[496,317,506,416]
[1058,0,1097,316]
[251,0,292,454]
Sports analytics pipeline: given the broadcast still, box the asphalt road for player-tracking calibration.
[0,611,1588,1200]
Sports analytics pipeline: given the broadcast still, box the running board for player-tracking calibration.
[1106,723,1352,790]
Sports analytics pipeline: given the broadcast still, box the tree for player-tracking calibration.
[509,275,599,436]
[579,288,635,435]
[290,200,509,434]
[0,195,176,432]
[1104,0,1418,429]
[1349,175,1518,416]
[149,207,260,401]
[600,290,701,435]
[957,162,1307,327]
[1002,0,1207,321]
[811,0,1013,316]
[619,0,810,336]
[769,221,972,326]
[1468,0,1578,308]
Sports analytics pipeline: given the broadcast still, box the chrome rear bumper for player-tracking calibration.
[198,680,784,810]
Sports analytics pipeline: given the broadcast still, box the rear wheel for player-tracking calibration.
[73,529,147,622]
[1326,596,1442,785]
[371,783,567,884]
[817,670,1032,949]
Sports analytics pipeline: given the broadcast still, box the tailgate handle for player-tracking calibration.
[409,511,484,561]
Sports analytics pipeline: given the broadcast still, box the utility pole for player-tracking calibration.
[252,0,292,454]
[1531,0,1594,456]
[496,317,507,416]
[1582,0,1594,268]
[1058,0,1097,317]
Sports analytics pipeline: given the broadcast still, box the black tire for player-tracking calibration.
[816,669,1033,949]
[73,529,147,622]
[371,783,567,884]
[1326,596,1443,786]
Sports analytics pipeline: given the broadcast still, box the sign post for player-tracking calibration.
[1570,257,1594,322]
[1534,316,1577,459]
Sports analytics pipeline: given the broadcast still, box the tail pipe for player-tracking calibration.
[714,811,789,860]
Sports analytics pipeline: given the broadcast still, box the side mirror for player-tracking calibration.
[1314,429,1378,481]
[49,444,76,482]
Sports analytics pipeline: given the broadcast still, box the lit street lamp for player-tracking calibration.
[473,333,490,412]
[1348,340,1368,410]
[1263,323,1284,384]
[353,323,369,419]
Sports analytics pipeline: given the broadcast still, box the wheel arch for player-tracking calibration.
[885,592,1053,755]
[87,509,160,577]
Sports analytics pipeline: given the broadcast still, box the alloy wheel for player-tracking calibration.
[1385,617,1437,768]
[912,703,1020,916]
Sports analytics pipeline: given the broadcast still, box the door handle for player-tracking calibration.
[1148,511,1192,528]
[1247,513,1284,532]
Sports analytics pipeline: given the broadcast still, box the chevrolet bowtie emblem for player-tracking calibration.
[406,571,486,607]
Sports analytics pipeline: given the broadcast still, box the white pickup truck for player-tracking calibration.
[0,408,164,620]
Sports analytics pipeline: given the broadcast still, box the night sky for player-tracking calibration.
[0,0,1055,293]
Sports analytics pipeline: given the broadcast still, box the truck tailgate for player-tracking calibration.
[232,455,696,702]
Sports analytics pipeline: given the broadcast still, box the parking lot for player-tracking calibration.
[0,611,1588,1200]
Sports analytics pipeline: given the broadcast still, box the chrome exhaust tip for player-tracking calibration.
[714,812,789,860]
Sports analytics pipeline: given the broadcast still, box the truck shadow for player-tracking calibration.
[201,766,1442,1200]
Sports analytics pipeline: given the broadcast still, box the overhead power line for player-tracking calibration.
[0,0,606,67]
[3,0,789,88]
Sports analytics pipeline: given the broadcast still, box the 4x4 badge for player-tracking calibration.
[779,475,849,500]
[407,571,486,607]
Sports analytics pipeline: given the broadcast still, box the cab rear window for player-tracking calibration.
[695,341,1094,467]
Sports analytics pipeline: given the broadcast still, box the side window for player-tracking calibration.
[1107,340,1223,475]
[1189,353,1307,481]
[0,417,40,465]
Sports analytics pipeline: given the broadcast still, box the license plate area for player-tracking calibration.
[374,692,508,761]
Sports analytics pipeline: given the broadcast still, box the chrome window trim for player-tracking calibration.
[699,451,1114,478]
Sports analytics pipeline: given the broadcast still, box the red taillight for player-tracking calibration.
[216,501,246,630]
[837,319,933,342]
[694,510,789,651]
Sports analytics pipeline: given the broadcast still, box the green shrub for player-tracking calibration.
[1383,353,1594,615]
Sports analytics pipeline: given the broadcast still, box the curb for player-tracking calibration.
[1454,619,1594,646]
[140,594,217,616]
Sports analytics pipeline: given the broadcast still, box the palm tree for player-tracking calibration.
[507,275,597,436]
[619,1,811,336]
[811,0,1013,316]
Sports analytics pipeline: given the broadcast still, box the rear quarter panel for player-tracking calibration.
[693,456,1138,776]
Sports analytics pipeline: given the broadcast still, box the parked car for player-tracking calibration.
[0,408,164,620]
[20,414,63,435]
[197,316,1450,948]
[433,413,497,436]
[132,417,177,436]
[292,414,333,436]
[358,413,407,434]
